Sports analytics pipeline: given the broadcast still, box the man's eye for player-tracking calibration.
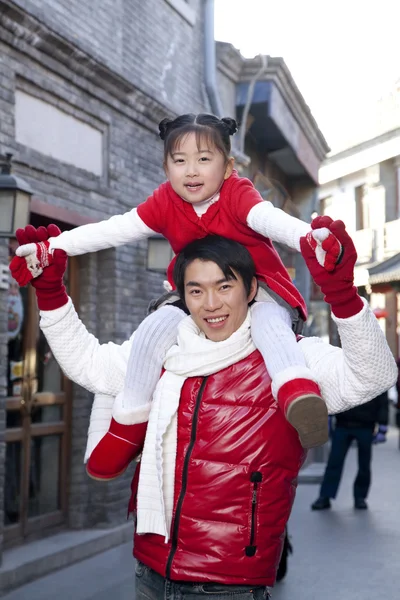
[190,289,201,296]
[220,284,232,291]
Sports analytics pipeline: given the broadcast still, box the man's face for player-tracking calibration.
[183,259,257,342]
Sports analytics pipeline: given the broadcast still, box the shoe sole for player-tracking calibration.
[86,464,128,481]
[286,394,329,449]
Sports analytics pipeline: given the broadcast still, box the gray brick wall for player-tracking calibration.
[11,0,207,114]
[0,0,210,551]
[0,241,8,558]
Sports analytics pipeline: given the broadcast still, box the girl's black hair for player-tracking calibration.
[173,235,256,301]
[159,113,238,163]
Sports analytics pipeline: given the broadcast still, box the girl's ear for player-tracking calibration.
[163,162,169,178]
[224,157,235,180]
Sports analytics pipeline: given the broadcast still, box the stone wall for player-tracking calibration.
[0,0,209,552]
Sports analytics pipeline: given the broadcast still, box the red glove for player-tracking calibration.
[10,225,68,311]
[300,216,364,318]
[12,227,54,285]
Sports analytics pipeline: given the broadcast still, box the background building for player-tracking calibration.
[0,0,327,590]
[217,44,329,313]
[318,83,400,357]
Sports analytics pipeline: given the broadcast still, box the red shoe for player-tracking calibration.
[86,418,147,481]
[277,378,328,449]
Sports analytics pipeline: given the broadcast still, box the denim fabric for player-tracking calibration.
[320,426,374,499]
[135,561,271,600]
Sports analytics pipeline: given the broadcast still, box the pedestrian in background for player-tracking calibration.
[311,391,389,511]
[395,358,400,447]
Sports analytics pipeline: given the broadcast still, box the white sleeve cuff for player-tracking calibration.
[40,298,73,326]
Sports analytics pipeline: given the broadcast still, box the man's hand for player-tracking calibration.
[300,216,364,318]
[10,225,68,311]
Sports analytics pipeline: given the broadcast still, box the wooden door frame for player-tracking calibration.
[4,257,79,546]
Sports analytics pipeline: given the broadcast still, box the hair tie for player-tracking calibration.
[221,117,238,136]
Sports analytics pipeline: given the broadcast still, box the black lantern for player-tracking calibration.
[146,234,174,272]
[0,153,32,237]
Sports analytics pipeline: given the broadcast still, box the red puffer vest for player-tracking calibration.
[131,350,306,586]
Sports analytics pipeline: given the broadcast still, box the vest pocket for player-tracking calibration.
[245,471,262,557]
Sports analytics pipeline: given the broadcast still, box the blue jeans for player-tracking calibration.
[135,560,271,599]
[320,426,373,499]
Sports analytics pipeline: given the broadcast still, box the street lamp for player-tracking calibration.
[0,153,32,237]
[146,234,174,273]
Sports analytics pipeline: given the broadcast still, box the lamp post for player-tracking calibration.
[146,234,174,273]
[0,153,32,237]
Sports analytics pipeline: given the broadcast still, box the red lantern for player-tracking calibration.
[372,308,389,319]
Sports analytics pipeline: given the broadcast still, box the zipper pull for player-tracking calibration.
[252,490,257,503]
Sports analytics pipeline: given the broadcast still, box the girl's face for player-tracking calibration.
[164,132,234,204]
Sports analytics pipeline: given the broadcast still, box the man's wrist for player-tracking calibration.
[327,287,364,319]
[35,285,68,311]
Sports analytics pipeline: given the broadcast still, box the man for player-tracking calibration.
[10,217,397,598]
[311,391,389,511]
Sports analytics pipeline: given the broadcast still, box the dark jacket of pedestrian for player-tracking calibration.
[335,392,388,430]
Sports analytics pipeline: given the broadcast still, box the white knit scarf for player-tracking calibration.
[136,309,255,541]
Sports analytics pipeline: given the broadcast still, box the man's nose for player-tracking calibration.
[203,292,222,311]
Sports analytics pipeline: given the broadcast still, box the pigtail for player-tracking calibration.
[221,117,238,136]
[159,118,173,140]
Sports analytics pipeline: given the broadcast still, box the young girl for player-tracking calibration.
[16,113,340,479]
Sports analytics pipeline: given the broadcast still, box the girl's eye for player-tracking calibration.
[199,157,210,162]
[174,159,184,164]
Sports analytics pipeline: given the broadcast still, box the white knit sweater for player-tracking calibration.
[40,298,398,416]
[47,203,309,256]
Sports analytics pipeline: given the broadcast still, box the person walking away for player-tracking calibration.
[311,391,389,510]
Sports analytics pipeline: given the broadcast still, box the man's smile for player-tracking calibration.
[204,315,228,328]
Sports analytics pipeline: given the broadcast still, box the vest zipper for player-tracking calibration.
[166,376,208,579]
[245,471,262,557]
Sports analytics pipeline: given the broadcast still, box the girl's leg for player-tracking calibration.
[87,305,186,480]
[84,393,114,463]
[113,304,186,421]
[251,301,328,449]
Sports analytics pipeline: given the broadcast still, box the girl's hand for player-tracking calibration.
[9,225,68,310]
[308,226,343,272]
[12,226,55,284]
[300,216,364,318]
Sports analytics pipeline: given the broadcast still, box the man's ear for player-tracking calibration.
[224,157,235,180]
[247,277,258,303]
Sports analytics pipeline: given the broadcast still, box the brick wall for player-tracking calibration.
[10,0,206,114]
[0,0,210,549]
[0,241,8,553]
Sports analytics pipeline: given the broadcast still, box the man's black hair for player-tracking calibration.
[173,235,256,300]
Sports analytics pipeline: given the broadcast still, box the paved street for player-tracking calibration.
[3,429,399,600]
